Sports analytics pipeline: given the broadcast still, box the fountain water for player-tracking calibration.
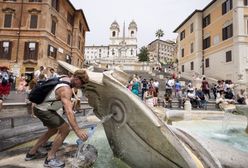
[71,114,114,168]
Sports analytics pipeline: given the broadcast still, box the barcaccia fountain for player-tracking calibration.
[58,60,248,168]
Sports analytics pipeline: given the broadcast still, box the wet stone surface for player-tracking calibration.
[0,144,98,168]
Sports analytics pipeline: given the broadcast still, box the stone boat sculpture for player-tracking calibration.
[58,61,247,168]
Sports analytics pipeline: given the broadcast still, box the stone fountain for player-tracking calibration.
[58,61,248,168]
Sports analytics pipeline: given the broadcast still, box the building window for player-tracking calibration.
[247,19,248,34]
[79,22,82,32]
[180,30,185,41]
[67,12,74,25]
[190,23,194,33]
[67,32,72,45]
[51,0,59,11]
[65,55,72,64]
[112,31,116,37]
[30,15,38,29]
[203,36,211,49]
[222,24,233,40]
[131,49,133,55]
[29,0,42,2]
[112,49,115,55]
[47,44,57,59]
[182,65,184,72]
[4,14,12,28]
[190,42,194,53]
[51,19,56,35]
[0,41,12,60]
[245,0,248,6]
[226,50,232,62]
[203,14,211,28]
[24,42,39,60]
[181,48,184,57]
[190,61,194,70]
[222,0,232,15]
[205,58,209,68]
[131,31,134,37]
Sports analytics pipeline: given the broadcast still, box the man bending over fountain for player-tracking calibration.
[25,69,89,168]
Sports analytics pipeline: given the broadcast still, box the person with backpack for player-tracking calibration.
[25,69,89,168]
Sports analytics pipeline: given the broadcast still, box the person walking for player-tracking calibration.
[201,77,211,99]
[16,74,27,94]
[25,69,89,168]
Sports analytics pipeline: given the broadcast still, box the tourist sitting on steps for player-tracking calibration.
[224,87,236,104]
[236,89,248,105]
[25,69,89,168]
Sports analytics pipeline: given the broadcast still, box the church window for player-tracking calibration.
[131,31,134,37]
[112,31,116,37]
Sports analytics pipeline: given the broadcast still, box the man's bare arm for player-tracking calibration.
[57,87,88,141]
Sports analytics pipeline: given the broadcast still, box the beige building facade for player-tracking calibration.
[0,0,89,77]
[147,39,177,65]
[174,0,248,83]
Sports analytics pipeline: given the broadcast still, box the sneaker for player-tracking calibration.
[44,158,65,168]
[25,151,47,161]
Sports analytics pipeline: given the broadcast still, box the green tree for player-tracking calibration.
[155,29,164,63]
[138,46,149,62]
[155,29,164,39]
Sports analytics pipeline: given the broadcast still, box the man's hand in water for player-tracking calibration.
[77,129,88,141]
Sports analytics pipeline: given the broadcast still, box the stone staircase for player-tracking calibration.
[0,102,93,151]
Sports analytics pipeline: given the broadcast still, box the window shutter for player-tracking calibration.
[4,14,12,28]
[47,44,50,56]
[30,15,38,28]
[8,41,12,60]
[24,42,29,60]
[35,42,39,60]
[56,0,59,11]
[51,20,56,34]
[222,2,226,15]
[0,41,3,58]
[54,47,57,59]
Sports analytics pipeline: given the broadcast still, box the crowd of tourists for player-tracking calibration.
[126,74,160,108]
[126,71,248,109]
[164,76,248,109]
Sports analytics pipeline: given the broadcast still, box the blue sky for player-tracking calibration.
[70,0,211,48]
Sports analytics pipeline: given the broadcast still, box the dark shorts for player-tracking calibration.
[34,107,65,128]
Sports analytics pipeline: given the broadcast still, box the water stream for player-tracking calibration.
[69,113,130,168]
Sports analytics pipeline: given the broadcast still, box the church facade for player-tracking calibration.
[85,20,138,64]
